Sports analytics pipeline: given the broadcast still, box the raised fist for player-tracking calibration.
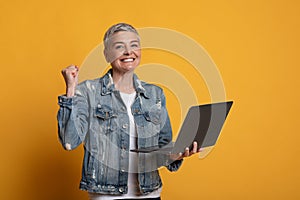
[61,65,79,97]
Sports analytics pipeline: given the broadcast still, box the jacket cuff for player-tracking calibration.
[58,95,74,107]
[166,158,183,172]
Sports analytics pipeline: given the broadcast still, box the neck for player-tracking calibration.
[112,69,135,94]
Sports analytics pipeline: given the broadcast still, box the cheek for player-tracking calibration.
[108,50,123,63]
[134,49,141,57]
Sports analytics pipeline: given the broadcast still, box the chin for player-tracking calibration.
[113,61,139,72]
[122,65,138,72]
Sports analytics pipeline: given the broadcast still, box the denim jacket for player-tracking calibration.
[57,69,182,195]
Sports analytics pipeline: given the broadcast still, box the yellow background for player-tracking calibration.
[1,0,299,199]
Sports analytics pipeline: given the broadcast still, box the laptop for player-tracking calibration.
[130,101,233,154]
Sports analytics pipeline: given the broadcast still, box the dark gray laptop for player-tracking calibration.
[131,101,233,154]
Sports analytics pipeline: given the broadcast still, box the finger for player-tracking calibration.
[183,147,189,157]
[62,65,78,73]
[177,152,183,160]
[69,65,79,72]
[61,68,71,75]
[73,65,79,71]
[62,70,77,79]
[170,152,182,161]
[71,70,78,78]
[198,148,204,152]
[67,64,78,69]
[66,66,79,77]
[192,141,197,153]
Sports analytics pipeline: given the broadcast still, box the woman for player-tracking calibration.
[57,23,200,200]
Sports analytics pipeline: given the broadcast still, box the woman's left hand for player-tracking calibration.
[170,141,202,160]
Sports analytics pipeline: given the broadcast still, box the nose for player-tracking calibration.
[123,45,132,55]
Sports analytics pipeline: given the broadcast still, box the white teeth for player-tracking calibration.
[122,58,134,62]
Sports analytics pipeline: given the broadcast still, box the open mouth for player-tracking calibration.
[120,58,135,63]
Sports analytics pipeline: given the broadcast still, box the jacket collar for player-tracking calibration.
[101,69,149,98]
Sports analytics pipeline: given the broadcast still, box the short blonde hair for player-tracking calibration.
[103,23,139,49]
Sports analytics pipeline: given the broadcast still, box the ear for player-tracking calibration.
[104,48,110,63]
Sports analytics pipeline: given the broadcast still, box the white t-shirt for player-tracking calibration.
[88,91,161,200]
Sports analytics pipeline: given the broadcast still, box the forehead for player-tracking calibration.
[108,31,140,44]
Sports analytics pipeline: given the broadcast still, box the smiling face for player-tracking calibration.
[104,31,141,74]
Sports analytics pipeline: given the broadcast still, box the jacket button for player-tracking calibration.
[119,187,124,192]
[122,124,128,129]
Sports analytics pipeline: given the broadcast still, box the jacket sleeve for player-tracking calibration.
[57,83,89,151]
[158,90,183,172]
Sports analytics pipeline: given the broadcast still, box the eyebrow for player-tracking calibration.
[130,40,140,43]
[112,40,140,46]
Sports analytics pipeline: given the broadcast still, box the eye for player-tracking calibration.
[131,43,140,49]
[115,44,124,49]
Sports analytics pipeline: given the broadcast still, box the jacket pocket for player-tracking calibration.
[139,108,161,146]
[144,110,161,125]
[94,104,117,134]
